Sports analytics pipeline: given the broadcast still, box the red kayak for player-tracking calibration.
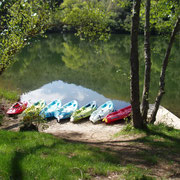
[103,105,132,124]
[6,102,28,115]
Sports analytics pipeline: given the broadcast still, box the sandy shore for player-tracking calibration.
[1,101,179,142]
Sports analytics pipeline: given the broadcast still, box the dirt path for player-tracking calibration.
[43,119,125,142]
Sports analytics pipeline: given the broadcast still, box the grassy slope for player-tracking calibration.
[114,124,180,168]
[115,123,180,152]
[0,130,154,180]
[0,88,19,102]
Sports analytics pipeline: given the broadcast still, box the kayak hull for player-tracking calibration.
[6,102,28,115]
[40,100,62,118]
[103,105,131,124]
[54,100,78,122]
[70,101,97,122]
[23,100,46,116]
[89,101,114,123]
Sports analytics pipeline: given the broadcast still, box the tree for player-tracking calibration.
[129,0,144,128]
[0,0,112,75]
[129,0,180,128]
[141,0,151,122]
[117,0,179,128]
[151,17,180,123]
[0,0,53,75]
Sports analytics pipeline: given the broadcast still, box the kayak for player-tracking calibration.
[103,105,132,124]
[23,100,46,116]
[6,101,28,115]
[89,101,114,123]
[54,100,78,122]
[70,101,97,123]
[40,100,62,118]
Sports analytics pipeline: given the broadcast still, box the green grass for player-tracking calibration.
[1,123,179,179]
[114,123,180,153]
[0,130,153,180]
[0,88,20,102]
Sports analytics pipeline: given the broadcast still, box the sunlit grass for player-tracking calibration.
[113,123,146,137]
[0,88,19,102]
[114,123,180,154]
[0,130,153,180]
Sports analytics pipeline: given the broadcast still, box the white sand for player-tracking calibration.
[44,105,180,142]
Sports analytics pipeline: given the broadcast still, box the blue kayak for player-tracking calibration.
[40,100,62,118]
[54,100,78,122]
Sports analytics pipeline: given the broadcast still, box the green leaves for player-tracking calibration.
[0,0,51,74]
[60,0,111,41]
[140,0,180,33]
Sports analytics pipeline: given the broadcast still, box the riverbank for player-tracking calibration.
[0,99,180,179]
[1,98,180,132]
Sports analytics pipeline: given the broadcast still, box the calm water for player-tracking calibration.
[0,34,180,115]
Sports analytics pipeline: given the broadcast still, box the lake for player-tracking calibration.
[0,33,180,116]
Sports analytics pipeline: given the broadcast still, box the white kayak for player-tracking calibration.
[40,100,62,118]
[89,101,114,123]
[54,100,78,122]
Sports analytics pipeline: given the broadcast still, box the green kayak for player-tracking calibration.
[22,100,46,116]
[70,101,97,123]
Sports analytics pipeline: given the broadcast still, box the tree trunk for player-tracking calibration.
[150,17,180,123]
[141,0,151,122]
[130,0,144,129]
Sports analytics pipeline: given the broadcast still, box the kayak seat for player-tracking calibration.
[102,104,107,108]
[14,103,20,108]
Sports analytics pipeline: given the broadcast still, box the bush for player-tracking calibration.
[20,109,48,131]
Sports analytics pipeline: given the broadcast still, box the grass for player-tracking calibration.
[0,130,154,180]
[112,123,180,179]
[0,88,20,102]
[114,123,180,154]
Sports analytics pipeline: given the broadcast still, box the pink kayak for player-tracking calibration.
[7,102,28,115]
[103,105,131,124]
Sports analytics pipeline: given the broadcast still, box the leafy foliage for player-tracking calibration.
[21,109,47,131]
[0,0,51,74]
[140,0,180,33]
[60,0,111,41]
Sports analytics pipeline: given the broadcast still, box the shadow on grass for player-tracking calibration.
[58,124,180,176]
[2,123,20,130]
[8,137,123,179]
[1,124,179,179]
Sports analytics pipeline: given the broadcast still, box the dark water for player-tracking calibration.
[0,34,180,115]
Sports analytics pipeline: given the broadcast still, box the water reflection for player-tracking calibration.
[0,33,180,116]
[21,80,130,110]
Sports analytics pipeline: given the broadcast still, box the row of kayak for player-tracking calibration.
[7,100,132,124]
